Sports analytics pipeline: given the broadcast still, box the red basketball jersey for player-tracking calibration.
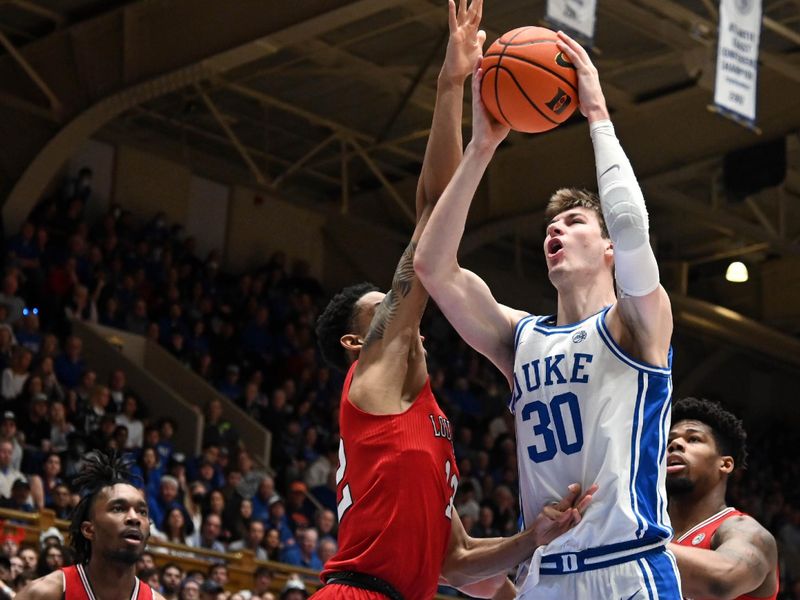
[675,507,778,600]
[62,564,153,600]
[320,361,459,600]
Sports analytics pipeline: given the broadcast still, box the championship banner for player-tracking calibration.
[545,0,597,42]
[714,0,762,125]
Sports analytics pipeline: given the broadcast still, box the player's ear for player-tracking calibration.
[719,455,734,475]
[340,334,364,352]
[80,521,95,541]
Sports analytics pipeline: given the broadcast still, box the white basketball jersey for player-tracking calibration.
[511,307,673,579]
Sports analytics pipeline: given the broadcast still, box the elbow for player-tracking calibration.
[413,250,435,287]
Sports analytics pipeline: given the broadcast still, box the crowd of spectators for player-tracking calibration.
[0,168,797,598]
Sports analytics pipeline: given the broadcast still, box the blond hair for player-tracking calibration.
[544,188,609,239]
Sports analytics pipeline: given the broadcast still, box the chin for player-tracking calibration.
[665,477,694,496]
[106,547,143,565]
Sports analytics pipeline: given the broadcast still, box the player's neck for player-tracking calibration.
[556,277,616,325]
[668,487,728,538]
[84,558,138,600]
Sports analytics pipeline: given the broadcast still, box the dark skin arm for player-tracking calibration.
[669,515,778,600]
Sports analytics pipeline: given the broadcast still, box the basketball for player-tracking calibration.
[480,26,579,133]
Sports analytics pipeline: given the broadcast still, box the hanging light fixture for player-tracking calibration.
[725,261,749,283]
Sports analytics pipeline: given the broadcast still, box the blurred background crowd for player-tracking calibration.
[0,169,797,599]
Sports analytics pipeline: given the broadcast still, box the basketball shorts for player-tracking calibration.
[518,547,683,600]
[310,583,389,600]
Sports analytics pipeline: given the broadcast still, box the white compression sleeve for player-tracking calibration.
[590,119,659,296]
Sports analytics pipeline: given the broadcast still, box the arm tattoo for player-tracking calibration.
[364,242,417,348]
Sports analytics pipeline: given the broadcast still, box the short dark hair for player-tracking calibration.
[672,397,748,470]
[315,282,379,373]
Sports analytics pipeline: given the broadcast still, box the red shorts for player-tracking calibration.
[310,583,389,600]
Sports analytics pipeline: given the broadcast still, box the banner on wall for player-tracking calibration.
[714,0,762,125]
[545,0,597,42]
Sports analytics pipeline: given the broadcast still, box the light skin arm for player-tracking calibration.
[669,516,777,600]
[415,63,526,386]
[441,484,596,592]
[349,0,486,412]
[555,32,672,367]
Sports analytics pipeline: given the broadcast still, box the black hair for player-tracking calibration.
[672,397,748,470]
[315,282,379,373]
[68,450,137,563]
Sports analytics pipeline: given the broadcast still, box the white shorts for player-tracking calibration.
[518,548,682,600]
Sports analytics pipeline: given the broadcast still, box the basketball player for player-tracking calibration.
[17,451,163,600]
[667,397,779,600]
[414,32,681,598]
[313,2,595,598]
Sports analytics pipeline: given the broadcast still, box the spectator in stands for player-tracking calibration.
[0,479,34,513]
[107,368,129,414]
[138,568,161,593]
[314,509,336,543]
[192,513,226,553]
[238,381,265,423]
[0,412,23,471]
[228,520,267,560]
[0,327,15,372]
[15,312,42,356]
[18,546,37,574]
[207,564,228,589]
[34,545,64,577]
[234,450,266,501]
[46,483,72,519]
[471,505,500,538]
[20,393,50,452]
[86,414,117,452]
[125,299,150,336]
[0,440,24,498]
[204,489,227,526]
[178,578,200,600]
[80,384,110,435]
[74,369,97,405]
[115,394,144,449]
[0,274,25,325]
[318,538,337,565]
[280,527,321,570]
[0,556,15,599]
[161,506,193,547]
[149,474,182,532]
[53,336,85,389]
[264,527,281,562]
[251,475,275,522]
[63,284,99,324]
[159,563,183,600]
[36,357,63,403]
[284,481,314,531]
[202,398,238,451]
[279,576,308,600]
[31,453,64,509]
[1,347,32,401]
[249,567,274,599]
[264,495,293,545]
[157,418,177,464]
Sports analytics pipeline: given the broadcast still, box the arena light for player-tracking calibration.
[725,261,749,283]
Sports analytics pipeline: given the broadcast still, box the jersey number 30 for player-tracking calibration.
[521,392,584,462]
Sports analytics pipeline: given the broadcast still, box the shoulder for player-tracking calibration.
[715,513,777,553]
[16,570,64,600]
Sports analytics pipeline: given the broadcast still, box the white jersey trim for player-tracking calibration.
[675,507,738,543]
[76,564,142,600]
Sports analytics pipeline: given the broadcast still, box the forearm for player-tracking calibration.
[590,119,658,296]
[443,526,537,587]
[669,543,761,599]
[415,142,494,281]
[416,75,466,217]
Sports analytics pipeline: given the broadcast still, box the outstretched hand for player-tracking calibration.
[470,60,510,151]
[442,0,486,84]
[555,31,609,122]
[530,483,598,547]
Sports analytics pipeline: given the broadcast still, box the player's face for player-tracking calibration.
[84,483,150,564]
[666,420,727,496]
[544,208,612,284]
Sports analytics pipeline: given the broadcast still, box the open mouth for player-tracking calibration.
[122,529,143,542]
[546,238,564,257]
[666,454,686,474]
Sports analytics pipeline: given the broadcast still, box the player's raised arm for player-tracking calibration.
[415,63,526,386]
[556,31,672,367]
[669,516,777,600]
[350,0,485,408]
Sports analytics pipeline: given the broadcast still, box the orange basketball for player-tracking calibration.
[480,26,579,134]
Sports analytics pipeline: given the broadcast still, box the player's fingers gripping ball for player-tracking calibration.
[480,26,579,133]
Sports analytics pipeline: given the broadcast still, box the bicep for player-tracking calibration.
[431,268,523,383]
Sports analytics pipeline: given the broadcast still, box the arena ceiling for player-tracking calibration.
[2,0,800,379]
